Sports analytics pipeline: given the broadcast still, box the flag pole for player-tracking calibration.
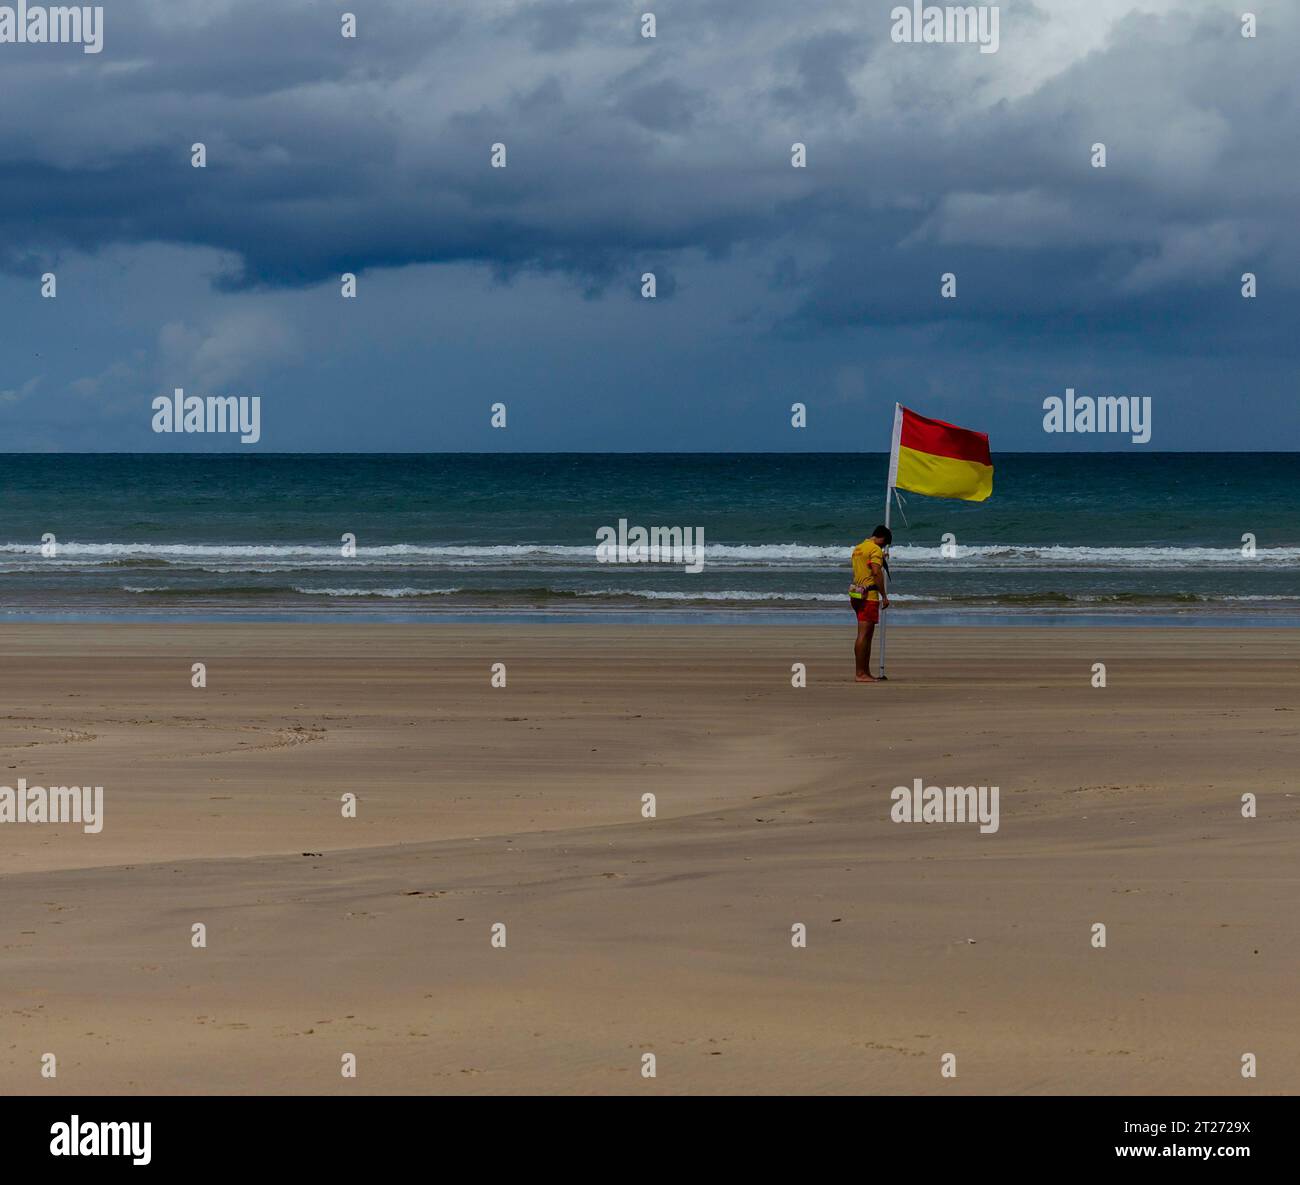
[879,404,903,679]
[879,480,891,679]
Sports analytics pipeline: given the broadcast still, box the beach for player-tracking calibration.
[4,621,1297,1095]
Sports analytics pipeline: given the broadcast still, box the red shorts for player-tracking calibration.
[850,596,880,624]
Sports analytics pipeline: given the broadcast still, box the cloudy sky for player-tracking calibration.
[1,0,1295,450]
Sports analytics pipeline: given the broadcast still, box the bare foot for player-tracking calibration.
[855,673,878,683]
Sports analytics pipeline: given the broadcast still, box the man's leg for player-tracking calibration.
[855,620,877,682]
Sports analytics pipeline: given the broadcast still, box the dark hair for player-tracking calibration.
[873,525,893,546]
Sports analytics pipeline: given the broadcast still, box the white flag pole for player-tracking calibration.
[879,404,903,679]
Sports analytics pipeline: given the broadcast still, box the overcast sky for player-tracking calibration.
[0,0,1295,451]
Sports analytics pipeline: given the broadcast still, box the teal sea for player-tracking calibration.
[1,453,1297,622]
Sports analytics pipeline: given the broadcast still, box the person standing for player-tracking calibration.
[850,525,891,682]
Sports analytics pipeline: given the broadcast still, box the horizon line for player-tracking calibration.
[0,450,1296,458]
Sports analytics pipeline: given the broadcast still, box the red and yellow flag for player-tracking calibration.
[887,405,993,502]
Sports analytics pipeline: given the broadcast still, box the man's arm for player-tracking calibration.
[870,560,889,607]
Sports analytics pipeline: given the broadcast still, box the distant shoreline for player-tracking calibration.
[3,608,1299,627]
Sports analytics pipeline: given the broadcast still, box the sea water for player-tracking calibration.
[1,453,1296,621]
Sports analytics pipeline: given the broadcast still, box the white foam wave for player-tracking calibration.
[293,587,462,598]
[3,541,1297,571]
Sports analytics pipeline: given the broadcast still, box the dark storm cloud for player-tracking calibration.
[770,30,870,116]
[511,0,618,53]
[612,77,704,133]
[2,0,1296,355]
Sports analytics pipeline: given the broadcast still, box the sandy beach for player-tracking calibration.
[2,622,1297,1095]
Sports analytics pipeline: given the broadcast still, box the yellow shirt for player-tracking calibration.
[850,539,884,600]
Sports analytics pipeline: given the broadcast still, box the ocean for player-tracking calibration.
[1,453,1297,622]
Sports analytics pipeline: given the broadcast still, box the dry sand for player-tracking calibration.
[2,622,1297,1094]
